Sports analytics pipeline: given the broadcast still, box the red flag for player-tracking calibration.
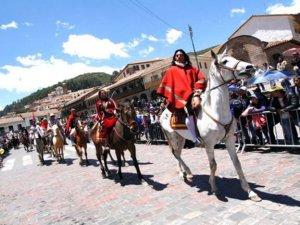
[32,112,36,121]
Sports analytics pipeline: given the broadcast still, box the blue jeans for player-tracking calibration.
[281,118,298,145]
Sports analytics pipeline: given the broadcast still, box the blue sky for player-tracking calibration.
[0,0,299,110]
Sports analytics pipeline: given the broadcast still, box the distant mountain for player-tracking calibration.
[0,72,113,117]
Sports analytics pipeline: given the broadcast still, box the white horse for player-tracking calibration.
[160,50,261,202]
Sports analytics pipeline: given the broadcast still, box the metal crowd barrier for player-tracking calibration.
[237,108,300,153]
[139,123,167,144]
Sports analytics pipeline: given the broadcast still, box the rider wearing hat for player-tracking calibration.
[48,113,66,145]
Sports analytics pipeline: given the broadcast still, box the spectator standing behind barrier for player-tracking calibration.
[291,52,300,76]
[277,56,287,71]
[268,86,298,145]
[289,75,300,128]
[234,86,251,144]
[149,108,159,141]
[241,92,270,145]
[141,113,150,142]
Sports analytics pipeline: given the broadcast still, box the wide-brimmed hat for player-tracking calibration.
[70,108,76,112]
[239,86,247,91]
[268,86,284,92]
[50,113,55,117]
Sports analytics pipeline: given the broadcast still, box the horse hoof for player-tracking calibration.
[212,189,220,196]
[186,174,193,182]
[249,191,262,202]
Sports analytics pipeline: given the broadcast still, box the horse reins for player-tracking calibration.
[207,58,240,92]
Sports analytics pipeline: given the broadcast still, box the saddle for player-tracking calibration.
[170,109,187,130]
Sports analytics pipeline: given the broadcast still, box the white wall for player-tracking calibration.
[232,16,294,42]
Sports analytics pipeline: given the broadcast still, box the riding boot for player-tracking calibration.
[186,115,202,147]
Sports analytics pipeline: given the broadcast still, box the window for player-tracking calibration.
[151,75,159,81]
[204,62,207,69]
[146,64,150,67]
[199,62,202,69]
[141,65,145,69]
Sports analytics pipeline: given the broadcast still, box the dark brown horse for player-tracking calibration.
[90,102,143,181]
[20,133,30,152]
[74,120,89,166]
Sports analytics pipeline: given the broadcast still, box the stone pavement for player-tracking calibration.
[0,143,299,225]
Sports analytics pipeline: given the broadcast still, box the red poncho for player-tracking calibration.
[157,65,206,110]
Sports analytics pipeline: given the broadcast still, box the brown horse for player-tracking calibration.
[90,121,129,176]
[20,133,30,152]
[90,102,143,181]
[74,120,89,166]
[52,124,65,163]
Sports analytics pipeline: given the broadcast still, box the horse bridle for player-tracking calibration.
[208,57,241,92]
[118,108,138,132]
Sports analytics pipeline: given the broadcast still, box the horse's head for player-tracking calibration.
[211,49,256,82]
[120,103,139,134]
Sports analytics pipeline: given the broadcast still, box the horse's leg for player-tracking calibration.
[121,151,129,167]
[53,146,58,162]
[108,151,116,165]
[225,138,261,201]
[95,145,107,177]
[61,146,65,163]
[115,150,123,179]
[205,146,219,195]
[102,148,111,176]
[165,133,193,180]
[75,146,83,166]
[84,146,89,166]
[128,145,143,180]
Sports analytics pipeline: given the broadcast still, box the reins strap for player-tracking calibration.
[202,107,233,138]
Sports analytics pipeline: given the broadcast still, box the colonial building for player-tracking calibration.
[217,13,300,69]
[0,109,60,134]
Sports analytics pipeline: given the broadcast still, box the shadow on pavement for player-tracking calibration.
[184,174,300,206]
[106,172,168,191]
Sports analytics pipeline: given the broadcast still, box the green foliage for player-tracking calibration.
[0,72,112,117]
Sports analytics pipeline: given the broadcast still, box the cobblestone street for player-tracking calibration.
[1,143,299,225]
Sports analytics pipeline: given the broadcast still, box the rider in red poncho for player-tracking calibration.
[157,49,206,146]
[95,90,118,149]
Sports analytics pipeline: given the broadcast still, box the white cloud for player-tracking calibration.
[0,21,18,30]
[266,0,300,14]
[16,53,46,66]
[0,54,118,93]
[63,34,129,60]
[141,33,158,42]
[127,38,141,49]
[166,28,182,44]
[56,20,75,30]
[24,22,33,27]
[139,46,154,57]
[230,8,246,17]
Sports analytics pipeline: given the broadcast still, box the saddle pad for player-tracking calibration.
[170,109,187,130]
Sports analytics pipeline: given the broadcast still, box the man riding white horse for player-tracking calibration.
[157,49,206,147]
[47,113,66,145]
